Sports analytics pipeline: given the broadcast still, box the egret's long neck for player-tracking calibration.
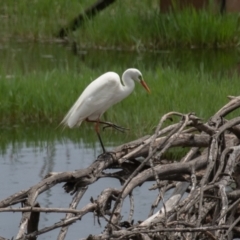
[120,71,135,98]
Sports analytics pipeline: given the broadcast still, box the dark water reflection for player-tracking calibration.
[0,42,240,239]
[0,41,239,75]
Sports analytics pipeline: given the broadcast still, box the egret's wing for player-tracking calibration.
[75,75,120,119]
[62,72,121,128]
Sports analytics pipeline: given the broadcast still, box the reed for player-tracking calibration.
[1,65,239,153]
[0,67,239,132]
[0,1,239,48]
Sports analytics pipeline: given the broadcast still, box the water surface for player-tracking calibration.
[0,42,240,239]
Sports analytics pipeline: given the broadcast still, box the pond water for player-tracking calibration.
[0,139,160,239]
[0,42,240,239]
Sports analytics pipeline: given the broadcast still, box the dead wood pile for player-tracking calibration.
[1,96,240,240]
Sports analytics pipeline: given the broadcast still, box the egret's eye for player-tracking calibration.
[138,75,143,81]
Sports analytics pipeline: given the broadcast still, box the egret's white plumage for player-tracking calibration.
[61,68,150,129]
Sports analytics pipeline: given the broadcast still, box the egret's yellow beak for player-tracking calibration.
[140,80,151,93]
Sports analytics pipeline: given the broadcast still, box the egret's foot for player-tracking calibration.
[102,122,129,133]
[97,151,116,161]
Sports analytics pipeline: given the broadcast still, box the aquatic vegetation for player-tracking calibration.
[0,43,239,147]
[0,0,239,48]
[0,66,239,132]
[79,3,240,49]
[0,43,239,136]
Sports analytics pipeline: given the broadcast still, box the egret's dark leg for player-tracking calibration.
[87,119,129,133]
[94,121,106,153]
[99,120,129,132]
[87,119,116,160]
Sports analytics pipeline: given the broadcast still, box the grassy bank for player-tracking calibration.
[0,43,239,136]
[0,44,239,152]
[0,67,239,133]
[78,3,240,49]
[0,1,239,48]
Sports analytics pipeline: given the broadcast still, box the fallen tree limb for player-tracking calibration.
[1,96,240,239]
[57,0,117,38]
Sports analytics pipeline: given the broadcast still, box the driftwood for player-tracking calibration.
[1,96,240,239]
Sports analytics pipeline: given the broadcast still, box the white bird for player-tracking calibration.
[61,68,150,153]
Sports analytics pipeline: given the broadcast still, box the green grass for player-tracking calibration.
[1,65,239,154]
[0,42,240,150]
[0,0,95,40]
[0,43,239,133]
[156,8,240,48]
[0,65,239,133]
[79,3,240,49]
[1,1,240,155]
[0,0,239,48]
[1,64,239,155]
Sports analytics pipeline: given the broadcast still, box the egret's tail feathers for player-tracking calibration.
[59,114,83,129]
[55,118,68,131]
[67,118,83,128]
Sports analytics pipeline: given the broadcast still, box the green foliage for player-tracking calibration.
[0,43,240,149]
[0,62,239,131]
[1,1,240,155]
[156,8,240,47]
[1,63,239,150]
[0,0,94,39]
[0,0,239,47]
[0,43,239,132]
[78,2,240,48]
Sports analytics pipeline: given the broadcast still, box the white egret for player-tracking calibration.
[61,68,150,153]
